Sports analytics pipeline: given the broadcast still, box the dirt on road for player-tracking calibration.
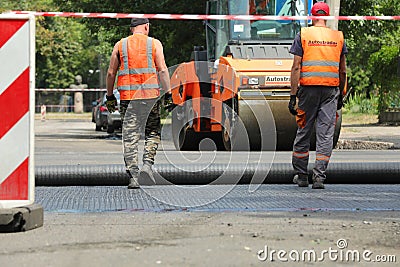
[1,211,399,266]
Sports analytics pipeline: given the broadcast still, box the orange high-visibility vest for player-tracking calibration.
[300,26,344,87]
[117,34,160,100]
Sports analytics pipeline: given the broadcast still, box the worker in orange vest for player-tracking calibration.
[106,18,171,189]
[250,0,270,15]
[288,2,347,189]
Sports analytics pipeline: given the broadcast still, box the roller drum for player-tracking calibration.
[237,99,342,151]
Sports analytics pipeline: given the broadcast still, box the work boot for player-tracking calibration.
[138,162,156,185]
[312,176,325,189]
[127,170,140,189]
[293,174,309,187]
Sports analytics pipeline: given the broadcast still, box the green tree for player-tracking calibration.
[1,0,99,88]
[340,0,400,113]
[369,41,400,111]
[36,17,98,88]
[53,0,207,67]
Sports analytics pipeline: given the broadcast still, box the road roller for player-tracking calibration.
[170,0,342,151]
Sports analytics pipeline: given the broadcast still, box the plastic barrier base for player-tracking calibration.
[0,204,43,232]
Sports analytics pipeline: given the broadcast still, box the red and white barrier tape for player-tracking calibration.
[8,11,400,21]
[35,88,106,92]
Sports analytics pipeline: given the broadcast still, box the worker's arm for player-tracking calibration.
[290,55,302,95]
[338,53,347,93]
[106,42,120,97]
[154,39,171,94]
[288,55,302,116]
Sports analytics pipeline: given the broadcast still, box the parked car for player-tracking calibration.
[92,90,122,133]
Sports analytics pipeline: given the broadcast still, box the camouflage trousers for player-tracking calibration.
[119,99,161,175]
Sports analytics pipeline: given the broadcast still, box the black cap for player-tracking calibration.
[130,18,149,27]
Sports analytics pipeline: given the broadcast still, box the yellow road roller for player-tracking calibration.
[171,0,343,151]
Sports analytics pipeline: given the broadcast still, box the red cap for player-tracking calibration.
[311,2,330,16]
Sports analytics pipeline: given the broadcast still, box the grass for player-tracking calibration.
[341,113,378,126]
[35,112,92,120]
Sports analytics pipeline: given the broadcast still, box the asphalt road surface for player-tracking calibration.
[34,118,400,166]
[1,118,399,267]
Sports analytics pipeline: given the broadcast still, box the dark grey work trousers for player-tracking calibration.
[292,86,339,181]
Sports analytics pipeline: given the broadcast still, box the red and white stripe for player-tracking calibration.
[7,11,400,21]
[35,88,106,92]
[0,15,35,208]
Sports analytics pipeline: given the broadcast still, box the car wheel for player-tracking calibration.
[95,116,102,131]
[95,124,102,131]
[107,123,115,134]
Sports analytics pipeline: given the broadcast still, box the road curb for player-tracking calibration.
[0,204,44,232]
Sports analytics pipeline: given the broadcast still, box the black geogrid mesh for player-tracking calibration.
[35,162,400,185]
[35,184,400,212]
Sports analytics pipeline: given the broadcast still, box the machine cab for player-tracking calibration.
[205,0,312,62]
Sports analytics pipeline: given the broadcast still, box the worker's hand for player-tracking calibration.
[106,94,117,113]
[163,93,174,112]
[337,94,343,110]
[288,95,297,115]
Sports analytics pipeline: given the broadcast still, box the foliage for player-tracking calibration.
[344,92,379,114]
[346,66,371,96]
[52,0,207,67]
[369,42,400,111]
[0,0,53,12]
[36,17,96,88]
[1,0,99,89]
[340,0,400,113]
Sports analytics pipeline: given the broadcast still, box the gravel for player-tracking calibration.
[335,140,395,150]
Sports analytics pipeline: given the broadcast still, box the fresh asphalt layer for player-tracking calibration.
[36,184,400,213]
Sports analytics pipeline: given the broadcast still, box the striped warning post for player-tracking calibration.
[0,15,35,209]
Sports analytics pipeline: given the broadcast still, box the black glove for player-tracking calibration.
[288,94,297,115]
[106,94,117,113]
[163,93,174,112]
[337,93,343,110]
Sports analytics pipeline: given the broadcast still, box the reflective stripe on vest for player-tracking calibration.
[118,84,159,90]
[300,27,343,87]
[117,34,159,100]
